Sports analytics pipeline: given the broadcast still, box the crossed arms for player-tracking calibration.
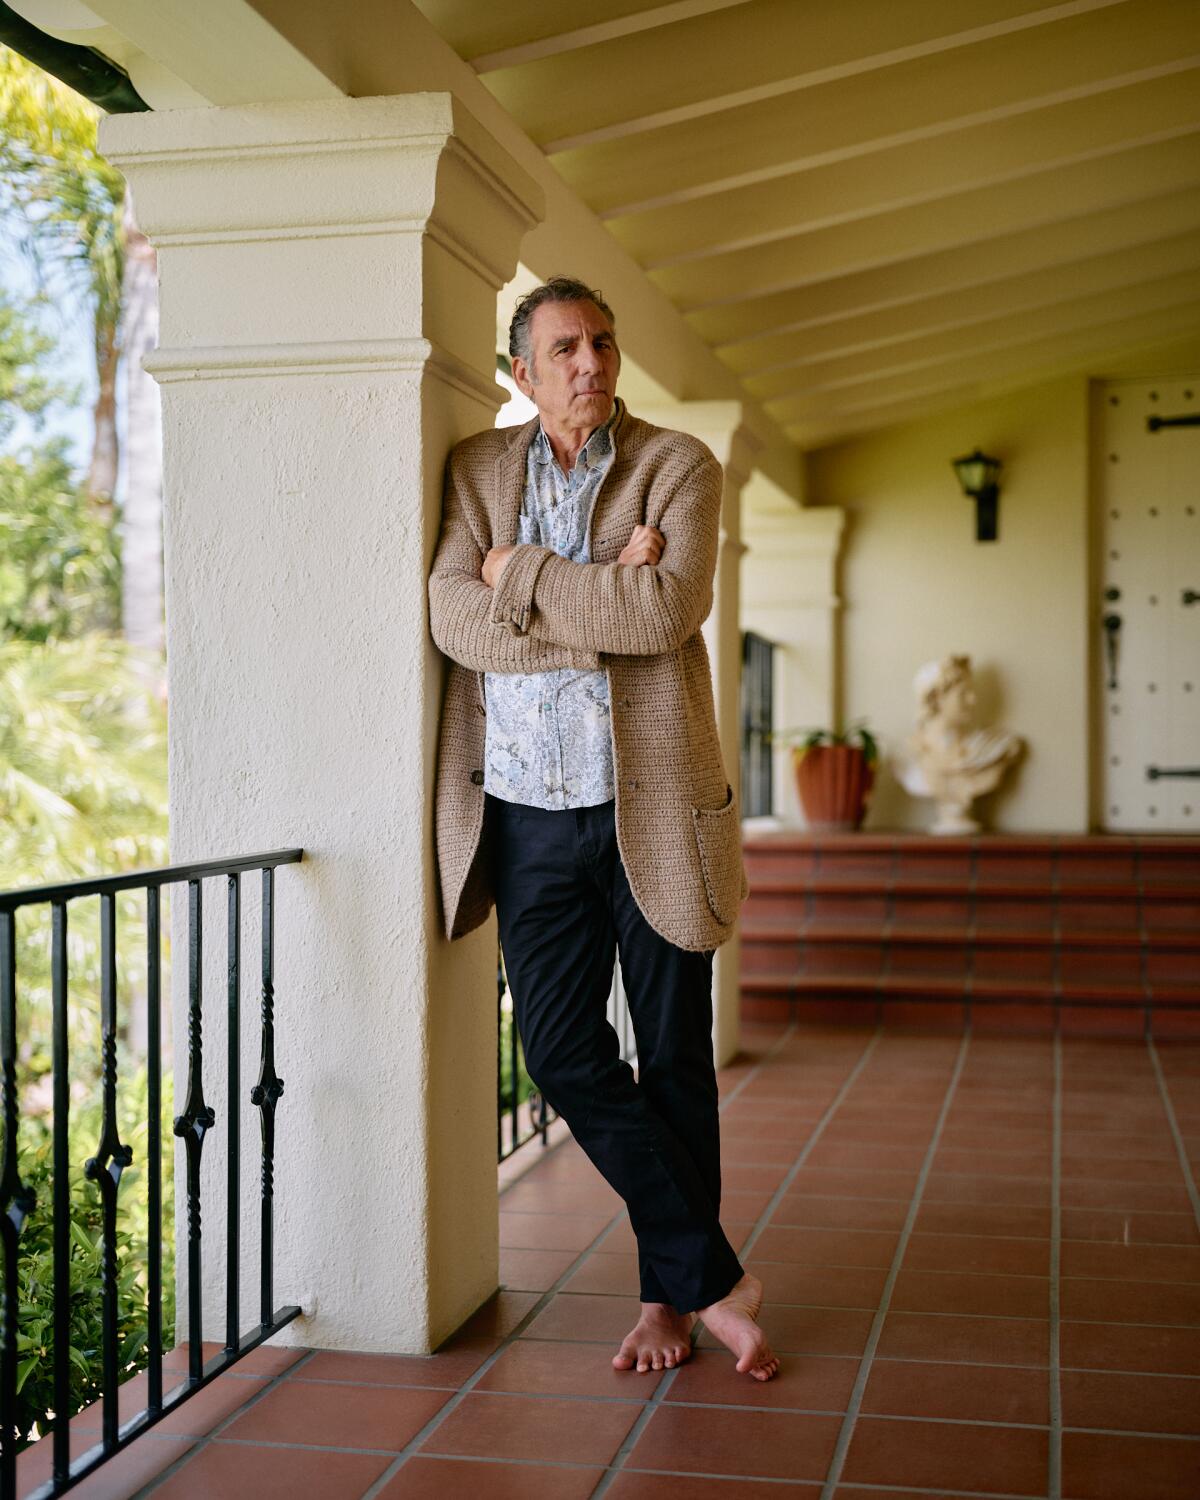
[427,443,724,673]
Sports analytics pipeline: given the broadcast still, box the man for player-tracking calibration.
[427,276,777,1382]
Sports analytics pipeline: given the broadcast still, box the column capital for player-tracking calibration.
[633,400,762,492]
[743,506,846,608]
[100,93,544,394]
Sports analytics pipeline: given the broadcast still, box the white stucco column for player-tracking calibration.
[638,403,759,1066]
[100,95,543,1354]
[741,508,847,826]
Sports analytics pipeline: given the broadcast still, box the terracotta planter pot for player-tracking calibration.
[793,744,874,832]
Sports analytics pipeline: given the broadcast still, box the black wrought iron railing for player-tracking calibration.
[741,630,776,819]
[497,948,635,1163]
[0,848,302,1500]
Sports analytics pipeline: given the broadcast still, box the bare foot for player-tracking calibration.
[698,1273,779,1381]
[612,1303,695,1373]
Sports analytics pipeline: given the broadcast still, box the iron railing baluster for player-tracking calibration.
[0,849,301,1500]
[83,894,133,1453]
[225,874,240,1351]
[250,867,283,1329]
[508,982,518,1156]
[173,879,214,1384]
[1,909,37,1500]
[51,902,70,1483]
[146,888,162,1416]
[495,959,504,1160]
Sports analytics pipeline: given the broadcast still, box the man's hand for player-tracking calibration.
[618,525,664,567]
[482,545,517,589]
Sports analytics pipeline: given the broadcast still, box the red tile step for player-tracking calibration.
[740,834,1200,1032]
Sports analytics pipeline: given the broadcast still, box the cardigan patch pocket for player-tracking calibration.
[691,783,740,926]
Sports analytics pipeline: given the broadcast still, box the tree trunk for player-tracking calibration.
[118,186,165,668]
[117,187,165,1056]
[85,310,119,515]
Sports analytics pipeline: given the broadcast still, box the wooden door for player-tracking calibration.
[1095,376,1200,831]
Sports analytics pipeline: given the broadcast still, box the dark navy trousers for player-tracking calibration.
[486,792,744,1313]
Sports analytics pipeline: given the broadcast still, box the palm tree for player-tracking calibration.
[0,631,168,1064]
[117,186,163,661]
[0,45,125,516]
[0,44,165,669]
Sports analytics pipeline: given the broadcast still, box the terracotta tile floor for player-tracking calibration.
[18,1020,1200,1499]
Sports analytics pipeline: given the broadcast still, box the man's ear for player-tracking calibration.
[512,354,535,399]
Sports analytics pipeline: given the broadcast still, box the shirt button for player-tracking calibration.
[470,770,484,785]
[476,704,486,715]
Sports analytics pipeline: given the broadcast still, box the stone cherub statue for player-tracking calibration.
[892,654,1023,834]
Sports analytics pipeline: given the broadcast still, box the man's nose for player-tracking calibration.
[578,343,603,374]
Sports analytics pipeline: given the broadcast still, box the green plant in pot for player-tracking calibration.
[769,721,878,832]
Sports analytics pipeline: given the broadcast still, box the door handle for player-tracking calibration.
[1102,612,1122,690]
[1184,589,1199,606]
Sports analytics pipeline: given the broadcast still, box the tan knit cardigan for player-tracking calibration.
[427,403,748,952]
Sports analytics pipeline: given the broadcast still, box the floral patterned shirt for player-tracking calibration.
[483,404,619,808]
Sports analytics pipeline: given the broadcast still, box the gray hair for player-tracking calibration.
[508,276,616,370]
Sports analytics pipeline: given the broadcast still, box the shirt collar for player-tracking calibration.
[533,398,621,471]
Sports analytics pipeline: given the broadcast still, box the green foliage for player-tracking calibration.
[0,41,173,1461]
[0,46,125,351]
[10,1068,175,1447]
[0,292,73,441]
[0,436,121,641]
[0,638,169,1450]
[0,634,166,893]
[498,1001,538,1112]
[769,719,879,765]
[0,288,120,640]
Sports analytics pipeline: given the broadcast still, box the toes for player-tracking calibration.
[612,1345,637,1371]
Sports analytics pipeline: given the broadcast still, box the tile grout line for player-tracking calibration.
[1048,1028,1063,1500]
[726,1031,886,1264]
[132,1027,1197,1497]
[360,1449,1057,1497]
[132,1025,1196,1498]
[132,1347,322,1497]
[587,1021,886,1499]
[1145,1032,1200,1235]
[357,1017,803,1500]
[816,1027,976,1500]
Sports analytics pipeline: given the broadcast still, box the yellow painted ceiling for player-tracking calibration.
[413,0,1200,447]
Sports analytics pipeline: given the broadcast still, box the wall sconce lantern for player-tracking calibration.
[952,448,1002,542]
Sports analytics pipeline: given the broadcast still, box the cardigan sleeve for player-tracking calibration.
[427,449,602,674]
[489,452,722,657]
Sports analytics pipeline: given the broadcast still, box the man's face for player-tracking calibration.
[513,298,620,435]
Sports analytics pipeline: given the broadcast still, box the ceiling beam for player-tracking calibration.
[552,0,1195,215]
[722,229,1200,379]
[687,185,1200,347]
[751,267,1200,402]
[790,321,1200,447]
[608,69,1200,266]
[653,133,1200,311]
[497,0,1132,153]
[466,0,751,72]
[770,296,1200,428]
